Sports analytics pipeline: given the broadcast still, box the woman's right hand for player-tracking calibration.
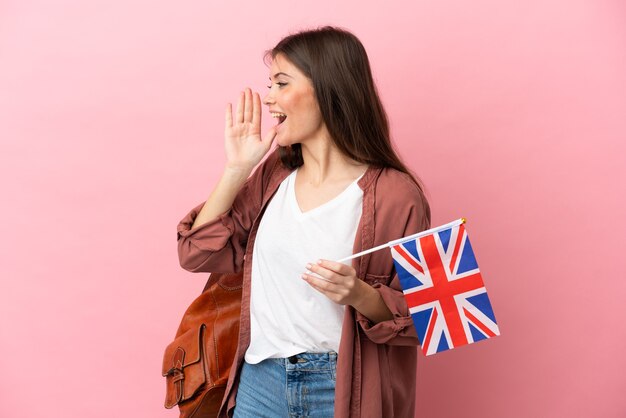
[224,88,276,172]
[188,89,275,231]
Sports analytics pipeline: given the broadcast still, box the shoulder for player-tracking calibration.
[374,167,428,205]
[361,167,431,275]
[369,167,431,233]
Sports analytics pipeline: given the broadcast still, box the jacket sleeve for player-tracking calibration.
[356,275,419,346]
[355,178,431,346]
[176,152,280,273]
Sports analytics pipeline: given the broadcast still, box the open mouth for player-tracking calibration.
[271,112,287,125]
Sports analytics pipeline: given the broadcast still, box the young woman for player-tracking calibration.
[177,26,430,417]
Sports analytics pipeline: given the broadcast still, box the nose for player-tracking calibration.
[262,90,274,106]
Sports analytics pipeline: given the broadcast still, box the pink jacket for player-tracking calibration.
[177,149,430,417]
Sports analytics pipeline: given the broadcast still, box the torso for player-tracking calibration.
[221,151,429,417]
[245,169,364,363]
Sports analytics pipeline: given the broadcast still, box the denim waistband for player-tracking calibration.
[270,351,337,370]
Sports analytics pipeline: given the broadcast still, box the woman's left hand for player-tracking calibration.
[303,259,394,323]
[302,260,367,307]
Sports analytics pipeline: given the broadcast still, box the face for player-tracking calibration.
[263,53,327,147]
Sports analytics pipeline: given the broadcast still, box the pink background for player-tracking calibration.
[1,0,625,417]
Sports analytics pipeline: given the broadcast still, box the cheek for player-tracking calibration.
[290,87,318,112]
[307,107,325,131]
[300,96,323,125]
[280,88,324,136]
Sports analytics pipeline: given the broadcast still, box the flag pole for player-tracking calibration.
[336,218,466,263]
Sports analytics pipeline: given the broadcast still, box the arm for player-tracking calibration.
[355,274,421,346]
[355,194,431,346]
[192,89,275,230]
[177,88,276,272]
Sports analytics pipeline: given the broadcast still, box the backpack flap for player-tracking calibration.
[162,324,207,409]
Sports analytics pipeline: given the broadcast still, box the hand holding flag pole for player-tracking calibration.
[337,218,500,356]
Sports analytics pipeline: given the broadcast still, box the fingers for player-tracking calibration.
[225,103,233,128]
[305,262,334,282]
[302,260,360,306]
[243,88,253,122]
[234,88,260,125]
[302,271,338,292]
[309,260,354,277]
[303,260,355,285]
[252,91,261,127]
[235,91,244,123]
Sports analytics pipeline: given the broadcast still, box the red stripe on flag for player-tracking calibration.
[419,234,468,348]
[449,224,465,273]
[463,307,497,338]
[393,245,424,274]
[404,273,485,308]
[422,307,438,352]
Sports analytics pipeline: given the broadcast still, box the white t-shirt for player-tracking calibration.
[245,169,364,364]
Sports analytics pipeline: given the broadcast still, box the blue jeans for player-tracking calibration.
[233,352,337,418]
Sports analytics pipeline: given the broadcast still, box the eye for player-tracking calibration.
[267,82,288,89]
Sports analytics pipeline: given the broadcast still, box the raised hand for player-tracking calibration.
[224,88,276,172]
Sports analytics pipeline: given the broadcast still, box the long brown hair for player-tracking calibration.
[266,26,425,190]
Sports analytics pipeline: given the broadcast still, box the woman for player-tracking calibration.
[177,26,430,417]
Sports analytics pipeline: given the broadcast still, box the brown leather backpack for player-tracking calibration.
[162,272,242,417]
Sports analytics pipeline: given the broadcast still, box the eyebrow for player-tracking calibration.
[269,72,293,79]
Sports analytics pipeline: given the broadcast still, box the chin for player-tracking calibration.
[276,135,298,148]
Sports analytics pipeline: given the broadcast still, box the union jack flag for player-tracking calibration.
[390,221,499,356]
